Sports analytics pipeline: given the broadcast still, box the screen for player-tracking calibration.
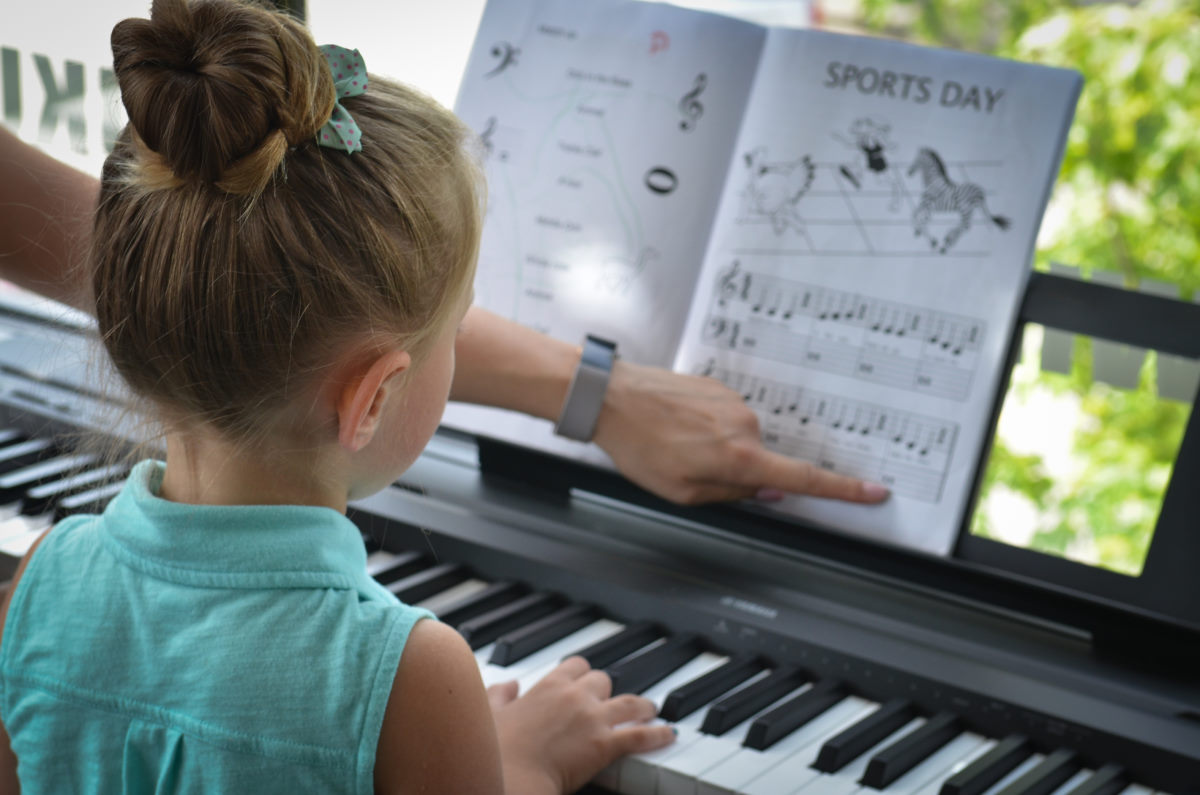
[969,322,1195,577]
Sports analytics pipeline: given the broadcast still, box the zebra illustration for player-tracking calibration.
[908,148,1010,254]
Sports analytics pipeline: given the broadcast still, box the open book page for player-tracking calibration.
[445,0,766,459]
[672,28,1082,555]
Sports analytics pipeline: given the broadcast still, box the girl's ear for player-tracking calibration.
[336,349,412,452]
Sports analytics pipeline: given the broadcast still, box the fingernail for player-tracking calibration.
[862,481,890,501]
[755,487,785,502]
[671,726,678,736]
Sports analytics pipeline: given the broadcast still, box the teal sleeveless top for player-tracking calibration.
[0,460,433,794]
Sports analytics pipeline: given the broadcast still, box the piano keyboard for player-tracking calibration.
[0,424,1184,795]
[360,540,1165,795]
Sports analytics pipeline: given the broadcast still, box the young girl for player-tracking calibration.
[0,0,675,791]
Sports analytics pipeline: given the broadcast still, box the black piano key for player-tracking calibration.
[360,532,383,554]
[660,653,766,723]
[368,550,429,584]
[457,591,562,650]
[387,562,471,604]
[862,710,961,789]
[55,479,125,519]
[22,464,128,516]
[568,619,662,668]
[744,678,846,751]
[1063,764,1129,795]
[488,603,599,667]
[436,580,527,627]
[700,664,808,737]
[0,429,23,447]
[606,632,704,695]
[812,698,916,773]
[0,453,96,504]
[940,734,1033,795]
[0,438,55,473]
[995,748,1081,795]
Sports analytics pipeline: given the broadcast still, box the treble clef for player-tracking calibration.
[678,73,707,131]
[716,259,740,307]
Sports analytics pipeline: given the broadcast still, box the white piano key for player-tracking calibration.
[0,526,44,558]
[474,642,497,668]
[0,515,41,544]
[978,752,1045,795]
[643,652,732,710]
[1049,768,1095,795]
[477,618,624,690]
[658,683,824,795]
[909,737,999,795]
[698,695,877,795]
[792,716,926,795]
[865,730,988,795]
[618,669,776,795]
[414,577,491,614]
[366,550,409,577]
[593,651,729,791]
[740,700,903,795]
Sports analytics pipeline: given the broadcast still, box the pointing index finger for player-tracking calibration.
[743,447,890,504]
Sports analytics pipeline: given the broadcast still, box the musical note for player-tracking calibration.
[479,117,497,158]
[716,261,740,307]
[649,30,670,54]
[701,267,987,401]
[678,73,707,132]
[484,42,520,78]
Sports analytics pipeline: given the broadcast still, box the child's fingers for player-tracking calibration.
[578,669,613,700]
[553,655,592,680]
[601,693,657,726]
[485,680,519,710]
[610,723,677,756]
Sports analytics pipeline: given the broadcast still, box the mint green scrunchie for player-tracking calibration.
[317,45,366,153]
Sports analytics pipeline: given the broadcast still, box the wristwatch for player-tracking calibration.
[554,334,618,442]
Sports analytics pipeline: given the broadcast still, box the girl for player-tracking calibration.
[0,0,674,791]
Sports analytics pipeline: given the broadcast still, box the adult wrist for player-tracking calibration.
[553,334,617,442]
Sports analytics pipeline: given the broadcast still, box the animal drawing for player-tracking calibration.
[740,147,816,235]
[908,148,1010,253]
[834,117,903,211]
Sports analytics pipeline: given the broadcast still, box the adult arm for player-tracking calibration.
[452,306,890,505]
[0,126,96,312]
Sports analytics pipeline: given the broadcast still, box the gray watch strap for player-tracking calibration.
[554,335,617,442]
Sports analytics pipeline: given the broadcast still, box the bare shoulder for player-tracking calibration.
[373,618,504,795]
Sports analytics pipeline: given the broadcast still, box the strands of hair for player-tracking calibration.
[89,0,484,453]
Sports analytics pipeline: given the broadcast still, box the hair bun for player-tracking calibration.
[111,0,335,195]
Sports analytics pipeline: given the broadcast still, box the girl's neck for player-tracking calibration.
[159,432,350,513]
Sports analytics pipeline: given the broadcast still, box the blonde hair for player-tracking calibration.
[93,0,482,444]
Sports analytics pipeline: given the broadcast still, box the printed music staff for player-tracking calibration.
[703,263,985,401]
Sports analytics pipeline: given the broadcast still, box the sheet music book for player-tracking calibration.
[445,0,1082,556]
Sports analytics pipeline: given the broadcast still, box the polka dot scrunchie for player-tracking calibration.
[317,45,367,153]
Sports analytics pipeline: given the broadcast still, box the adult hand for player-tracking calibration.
[489,657,674,794]
[593,360,891,505]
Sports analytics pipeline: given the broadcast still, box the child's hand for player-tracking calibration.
[488,655,676,794]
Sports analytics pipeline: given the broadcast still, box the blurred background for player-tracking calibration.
[2,0,1196,575]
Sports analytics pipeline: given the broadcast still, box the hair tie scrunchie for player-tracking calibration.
[317,45,366,153]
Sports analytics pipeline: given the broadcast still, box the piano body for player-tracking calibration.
[0,265,1197,795]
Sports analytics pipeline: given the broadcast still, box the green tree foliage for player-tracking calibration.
[853,0,1197,573]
